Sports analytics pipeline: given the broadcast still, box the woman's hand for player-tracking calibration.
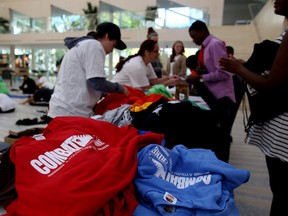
[167,75,181,86]
[219,57,245,75]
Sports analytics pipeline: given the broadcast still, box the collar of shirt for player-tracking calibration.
[202,35,213,48]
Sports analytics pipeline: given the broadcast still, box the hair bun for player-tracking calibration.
[147,27,158,39]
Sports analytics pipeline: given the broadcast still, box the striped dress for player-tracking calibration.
[248,27,288,162]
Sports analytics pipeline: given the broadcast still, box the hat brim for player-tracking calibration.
[115,39,127,50]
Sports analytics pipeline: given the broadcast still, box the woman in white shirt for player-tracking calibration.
[112,39,180,91]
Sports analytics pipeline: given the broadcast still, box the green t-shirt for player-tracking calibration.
[0,78,9,95]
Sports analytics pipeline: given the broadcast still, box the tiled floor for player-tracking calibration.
[0,96,272,215]
[229,115,272,216]
[0,93,48,143]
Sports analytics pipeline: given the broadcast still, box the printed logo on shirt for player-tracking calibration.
[152,101,181,116]
[163,192,177,204]
[163,206,176,214]
[150,146,212,189]
[33,134,45,140]
[163,205,176,214]
[247,70,269,96]
[93,136,109,150]
[30,134,108,175]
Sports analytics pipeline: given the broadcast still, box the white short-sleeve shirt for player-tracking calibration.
[111,56,157,89]
[38,76,55,90]
[48,39,106,118]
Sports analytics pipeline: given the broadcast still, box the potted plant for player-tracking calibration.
[83,2,98,31]
[0,17,10,33]
[145,6,158,22]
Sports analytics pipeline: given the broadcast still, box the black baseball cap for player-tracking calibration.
[96,22,127,50]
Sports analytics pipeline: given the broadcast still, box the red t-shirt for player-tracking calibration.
[6,116,163,216]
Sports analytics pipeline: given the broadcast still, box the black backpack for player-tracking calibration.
[243,40,288,128]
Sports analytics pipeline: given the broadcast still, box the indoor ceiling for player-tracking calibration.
[53,0,268,26]
[157,0,268,25]
[223,0,268,25]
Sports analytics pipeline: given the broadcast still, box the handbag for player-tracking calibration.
[243,40,288,126]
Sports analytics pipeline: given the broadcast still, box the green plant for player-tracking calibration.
[83,2,98,30]
[0,17,10,33]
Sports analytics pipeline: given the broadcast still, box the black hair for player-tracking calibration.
[147,27,158,39]
[188,20,210,34]
[186,55,198,70]
[115,39,157,72]
[94,22,120,41]
[226,46,234,55]
[87,31,97,38]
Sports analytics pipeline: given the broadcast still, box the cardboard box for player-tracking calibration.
[4,127,45,145]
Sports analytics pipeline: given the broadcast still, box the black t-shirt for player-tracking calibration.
[33,88,53,103]
[19,77,37,94]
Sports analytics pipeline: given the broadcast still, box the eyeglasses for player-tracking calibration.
[151,50,159,53]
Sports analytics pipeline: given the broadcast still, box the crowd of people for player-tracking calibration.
[1,1,287,215]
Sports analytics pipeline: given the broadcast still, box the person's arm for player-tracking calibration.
[162,76,181,86]
[204,40,230,82]
[150,75,172,85]
[88,77,128,96]
[149,75,180,87]
[220,33,288,91]
[161,69,169,77]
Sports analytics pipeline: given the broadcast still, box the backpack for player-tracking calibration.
[243,40,288,129]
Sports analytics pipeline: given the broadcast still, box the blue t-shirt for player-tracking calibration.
[134,144,250,216]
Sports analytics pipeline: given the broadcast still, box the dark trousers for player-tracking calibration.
[193,82,236,163]
[212,97,235,163]
[265,155,288,216]
[195,79,237,163]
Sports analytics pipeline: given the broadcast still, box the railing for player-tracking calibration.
[0,8,209,35]
[0,8,208,78]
